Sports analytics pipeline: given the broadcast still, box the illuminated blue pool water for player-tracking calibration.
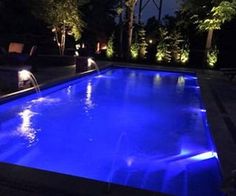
[0,67,222,195]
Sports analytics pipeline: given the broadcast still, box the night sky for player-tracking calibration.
[136,0,179,22]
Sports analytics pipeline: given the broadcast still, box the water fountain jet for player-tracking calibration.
[87,58,100,74]
[18,69,40,94]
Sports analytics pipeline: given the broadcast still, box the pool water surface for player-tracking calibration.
[0,67,222,195]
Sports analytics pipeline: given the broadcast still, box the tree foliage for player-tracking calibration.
[156,28,171,62]
[106,33,114,58]
[198,1,236,31]
[30,0,85,55]
[169,30,184,62]
[138,26,147,59]
[31,0,84,40]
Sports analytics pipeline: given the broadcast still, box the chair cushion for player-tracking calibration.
[8,42,24,53]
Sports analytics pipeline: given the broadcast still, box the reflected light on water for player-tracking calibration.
[153,74,161,86]
[200,109,206,112]
[67,86,72,96]
[31,97,61,104]
[17,109,38,145]
[176,76,185,93]
[129,72,136,78]
[177,76,185,87]
[126,156,134,167]
[190,151,218,161]
[85,81,94,110]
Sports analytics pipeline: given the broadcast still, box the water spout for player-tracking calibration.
[87,58,100,74]
[18,70,40,94]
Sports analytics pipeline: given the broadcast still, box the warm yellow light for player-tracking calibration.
[96,42,100,54]
[156,51,165,62]
[207,49,218,68]
[101,45,107,50]
[131,43,139,59]
[52,27,56,32]
[149,39,153,44]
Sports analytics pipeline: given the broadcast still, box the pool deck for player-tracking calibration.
[0,61,236,195]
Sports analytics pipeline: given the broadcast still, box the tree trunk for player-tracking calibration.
[61,22,66,56]
[53,27,62,55]
[119,6,124,58]
[204,29,214,67]
[206,29,214,50]
[125,0,137,60]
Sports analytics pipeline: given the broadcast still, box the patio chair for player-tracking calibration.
[1,43,37,66]
[8,42,24,53]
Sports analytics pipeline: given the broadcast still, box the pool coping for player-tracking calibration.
[0,68,103,104]
[0,62,235,194]
[196,74,236,184]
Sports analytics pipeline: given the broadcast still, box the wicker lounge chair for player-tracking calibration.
[0,42,37,66]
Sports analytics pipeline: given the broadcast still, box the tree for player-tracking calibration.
[198,1,236,50]
[106,33,114,58]
[117,0,125,58]
[179,0,236,67]
[159,13,188,64]
[138,26,147,59]
[155,28,171,63]
[31,0,85,55]
[124,0,137,60]
[169,30,184,63]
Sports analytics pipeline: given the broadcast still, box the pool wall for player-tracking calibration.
[0,162,166,195]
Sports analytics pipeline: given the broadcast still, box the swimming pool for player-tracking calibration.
[0,67,222,195]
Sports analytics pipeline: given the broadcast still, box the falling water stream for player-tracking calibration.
[87,58,100,74]
[18,70,41,94]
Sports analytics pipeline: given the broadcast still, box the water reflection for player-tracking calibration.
[17,108,39,145]
[85,81,95,112]
[176,76,185,92]
[67,86,72,96]
[129,71,136,79]
[126,156,134,167]
[15,97,62,145]
[31,97,61,104]
[153,74,162,86]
